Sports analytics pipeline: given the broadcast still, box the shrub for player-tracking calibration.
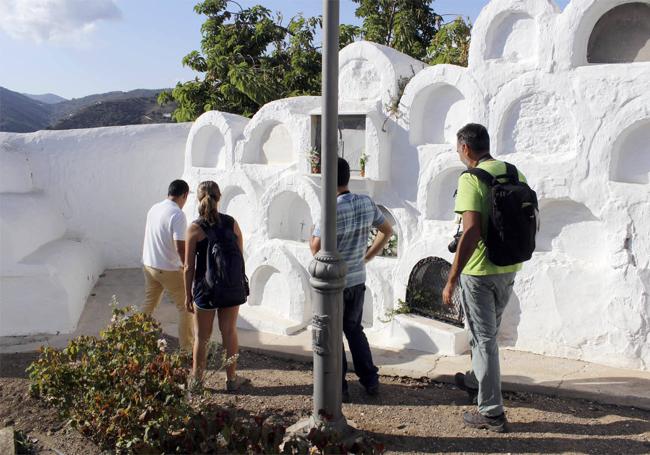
[27,300,384,454]
[27,302,191,452]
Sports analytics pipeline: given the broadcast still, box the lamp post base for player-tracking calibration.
[282,415,359,449]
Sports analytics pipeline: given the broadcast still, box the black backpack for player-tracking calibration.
[196,217,249,306]
[463,162,538,266]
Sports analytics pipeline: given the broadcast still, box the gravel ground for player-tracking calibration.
[1,348,650,454]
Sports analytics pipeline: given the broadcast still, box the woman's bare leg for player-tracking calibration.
[217,306,240,380]
[192,308,216,382]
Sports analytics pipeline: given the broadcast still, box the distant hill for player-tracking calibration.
[22,93,68,104]
[0,87,52,133]
[51,96,176,130]
[0,87,177,132]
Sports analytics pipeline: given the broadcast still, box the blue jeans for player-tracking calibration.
[342,284,379,392]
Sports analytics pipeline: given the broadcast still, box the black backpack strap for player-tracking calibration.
[195,218,218,242]
[463,168,497,187]
[220,214,235,232]
[465,162,519,185]
[496,162,519,183]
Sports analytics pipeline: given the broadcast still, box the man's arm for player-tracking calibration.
[443,210,481,305]
[175,240,185,266]
[310,236,321,255]
[172,212,187,266]
[365,219,393,263]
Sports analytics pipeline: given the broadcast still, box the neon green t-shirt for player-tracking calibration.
[454,160,526,276]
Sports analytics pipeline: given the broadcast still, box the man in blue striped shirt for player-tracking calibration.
[311,158,393,402]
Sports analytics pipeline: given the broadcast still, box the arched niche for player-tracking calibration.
[410,84,466,145]
[369,205,399,257]
[485,12,537,62]
[587,3,650,64]
[537,200,599,253]
[610,119,650,185]
[267,191,314,242]
[243,245,312,333]
[426,167,465,221]
[406,257,463,327]
[220,186,255,234]
[499,92,576,157]
[249,265,292,312]
[191,125,225,168]
[339,58,381,101]
[243,122,294,164]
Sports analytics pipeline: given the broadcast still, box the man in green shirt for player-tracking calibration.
[443,123,525,433]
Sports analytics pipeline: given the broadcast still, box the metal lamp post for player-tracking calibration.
[307,0,349,431]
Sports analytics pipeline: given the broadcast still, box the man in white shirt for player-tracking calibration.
[142,179,193,352]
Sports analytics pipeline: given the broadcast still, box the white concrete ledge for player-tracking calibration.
[379,314,469,356]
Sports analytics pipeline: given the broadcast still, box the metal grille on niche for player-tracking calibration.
[405,257,464,327]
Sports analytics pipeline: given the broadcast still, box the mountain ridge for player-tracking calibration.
[0,87,176,133]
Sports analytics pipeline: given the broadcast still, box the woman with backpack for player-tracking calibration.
[184,180,250,392]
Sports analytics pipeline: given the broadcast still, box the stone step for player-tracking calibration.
[237,305,308,336]
[377,314,469,356]
[0,238,103,336]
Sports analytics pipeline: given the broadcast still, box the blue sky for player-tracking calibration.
[0,0,570,99]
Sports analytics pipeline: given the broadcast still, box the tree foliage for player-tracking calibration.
[160,0,472,122]
[351,0,441,60]
[427,17,472,67]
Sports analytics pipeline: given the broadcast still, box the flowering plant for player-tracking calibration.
[309,147,321,174]
[359,151,368,177]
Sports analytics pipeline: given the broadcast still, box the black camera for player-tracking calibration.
[448,225,462,253]
[448,231,463,253]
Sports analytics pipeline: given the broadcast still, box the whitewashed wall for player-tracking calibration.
[1,0,649,371]
[0,123,190,335]
[181,0,650,370]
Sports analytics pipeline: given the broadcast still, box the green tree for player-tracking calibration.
[427,16,472,67]
[159,0,323,121]
[161,1,471,121]
[352,0,442,60]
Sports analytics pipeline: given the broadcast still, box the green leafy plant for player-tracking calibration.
[427,17,472,67]
[379,298,412,323]
[27,298,384,453]
[14,429,37,455]
[27,300,192,453]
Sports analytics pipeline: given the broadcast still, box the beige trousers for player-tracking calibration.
[142,265,194,352]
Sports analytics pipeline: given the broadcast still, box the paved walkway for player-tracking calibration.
[2,268,650,411]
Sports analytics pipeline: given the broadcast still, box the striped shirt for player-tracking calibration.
[313,192,385,288]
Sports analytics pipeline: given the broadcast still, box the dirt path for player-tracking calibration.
[1,349,649,454]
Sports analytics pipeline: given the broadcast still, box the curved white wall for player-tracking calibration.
[0,123,191,335]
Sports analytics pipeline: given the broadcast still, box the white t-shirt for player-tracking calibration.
[142,199,187,270]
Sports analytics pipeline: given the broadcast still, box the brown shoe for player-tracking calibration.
[226,375,251,392]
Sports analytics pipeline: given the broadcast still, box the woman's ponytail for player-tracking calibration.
[197,181,221,225]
